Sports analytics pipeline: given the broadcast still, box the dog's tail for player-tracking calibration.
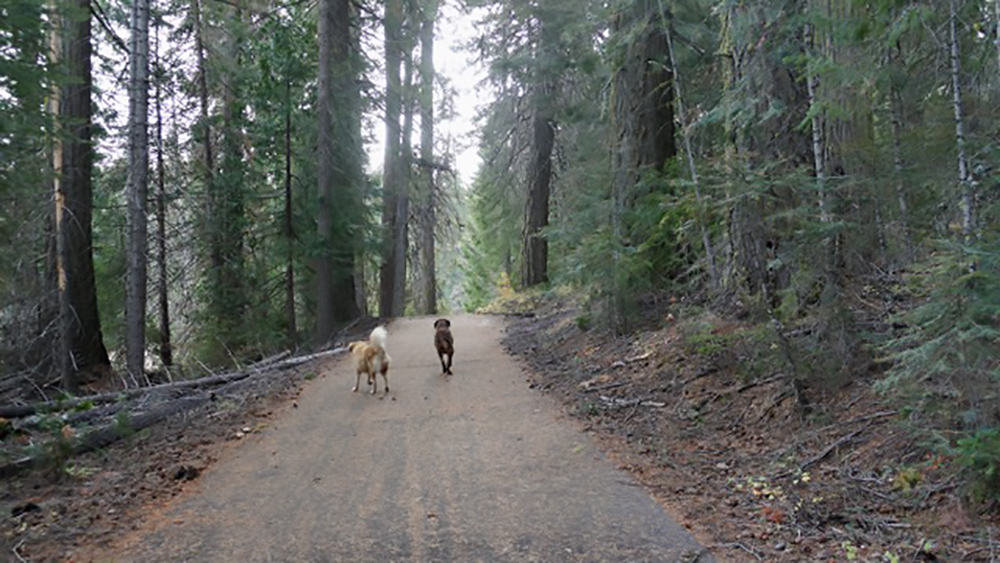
[370,326,388,351]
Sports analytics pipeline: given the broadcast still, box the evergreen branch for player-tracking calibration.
[90,0,129,55]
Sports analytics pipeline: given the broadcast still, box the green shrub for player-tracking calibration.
[955,428,1000,502]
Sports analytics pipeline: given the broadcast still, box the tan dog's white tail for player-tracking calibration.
[369,326,390,390]
[370,326,388,352]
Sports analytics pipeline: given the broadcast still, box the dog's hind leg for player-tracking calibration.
[353,370,362,392]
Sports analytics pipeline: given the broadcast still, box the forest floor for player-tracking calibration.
[3,302,998,561]
[501,298,1000,562]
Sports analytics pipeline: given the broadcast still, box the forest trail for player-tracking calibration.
[101,315,708,561]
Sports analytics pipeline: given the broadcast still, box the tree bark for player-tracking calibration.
[996,0,1000,80]
[214,2,247,339]
[315,0,337,342]
[125,0,151,383]
[521,11,557,288]
[315,0,361,345]
[949,0,974,239]
[191,0,215,262]
[379,0,404,317]
[888,56,911,257]
[52,0,112,390]
[283,79,297,346]
[803,22,829,224]
[392,43,415,315]
[418,1,437,314]
[609,0,675,329]
[521,102,553,288]
[153,19,172,368]
[48,0,70,390]
[333,0,361,323]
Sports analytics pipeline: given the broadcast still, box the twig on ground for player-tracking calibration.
[754,390,792,423]
[736,373,788,393]
[681,367,717,385]
[712,542,764,561]
[857,484,893,501]
[623,400,641,424]
[800,424,871,470]
[624,351,652,364]
[12,539,27,563]
[775,423,872,479]
[815,410,897,435]
[598,395,666,409]
[196,359,217,378]
[580,381,627,393]
[23,373,49,403]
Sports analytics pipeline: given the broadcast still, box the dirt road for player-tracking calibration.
[109,315,708,562]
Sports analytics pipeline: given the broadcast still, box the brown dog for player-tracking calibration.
[433,318,454,374]
[348,326,390,394]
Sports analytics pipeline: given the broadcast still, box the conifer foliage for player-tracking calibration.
[464,0,1000,498]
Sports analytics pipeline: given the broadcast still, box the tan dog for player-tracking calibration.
[348,326,390,394]
[433,318,453,374]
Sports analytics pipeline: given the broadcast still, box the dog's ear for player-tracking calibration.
[444,319,451,327]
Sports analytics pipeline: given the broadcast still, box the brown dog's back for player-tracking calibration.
[434,329,453,355]
[434,318,454,374]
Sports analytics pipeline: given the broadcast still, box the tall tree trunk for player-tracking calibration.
[803,22,829,224]
[663,13,717,286]
[191,0,214,258]
[153,20,172,368]
[521,102,553,288]
[48,0,71,389]
[521,12,557,288]
[53,0,111,390]
[379,0,404,317]
[339,0,363,321]
[888,52,911,258]
[996,0,1000,80]
[315,0,361,344]
[418,1,437,314]
[125,0,151,383]
[315,0,337,342]
[392,46,414,315]
[609,0,675,330]
[283,78,297,345]
[214,3,247,341]
[949,0,974,239]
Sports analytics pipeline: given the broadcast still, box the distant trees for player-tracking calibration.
[465,0,1000,337]
[1,0,461,401]
[462,0,1000,498]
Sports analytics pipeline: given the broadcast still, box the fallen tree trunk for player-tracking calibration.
[0,346,344,419]
[0,345,349,478]
[0,394,211,479]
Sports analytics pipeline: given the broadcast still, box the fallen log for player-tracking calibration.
[0,394,212,479]
[0,346,344,419]
[247,350,292,370]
